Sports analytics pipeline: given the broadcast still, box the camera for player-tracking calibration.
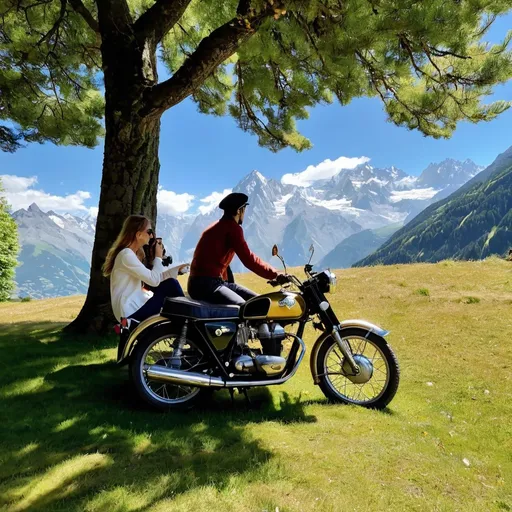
[144,236,173,268]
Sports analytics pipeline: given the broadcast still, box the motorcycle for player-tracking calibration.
[116,245,400,411]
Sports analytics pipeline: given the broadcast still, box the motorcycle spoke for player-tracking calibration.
[142,335,203,404]
[323,336,390,405]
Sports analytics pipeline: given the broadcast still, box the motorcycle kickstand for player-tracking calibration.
[239,387,252,407]
[228,388,236,406]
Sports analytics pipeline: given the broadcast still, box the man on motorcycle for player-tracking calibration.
[188,192,285,305]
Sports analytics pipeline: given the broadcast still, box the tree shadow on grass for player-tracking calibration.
[0,322,316,511]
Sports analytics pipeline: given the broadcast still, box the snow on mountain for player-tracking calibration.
[389,188,440,203]
[416,159,483,188]
[11,157,483,298]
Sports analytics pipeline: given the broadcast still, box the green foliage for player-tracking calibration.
[356,146,512,266]
[1,0,512,153]
[415,287,430,296]
[0,179,19,301]
[162,0,512,150]
[0,0,104,150]
[20,296,32,302]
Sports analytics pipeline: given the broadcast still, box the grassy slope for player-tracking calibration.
[0,260,511,512]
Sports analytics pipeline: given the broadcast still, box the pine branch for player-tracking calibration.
[37,0,67,45]
[68,0,99,33]
[134,0,193,45]
[235,60,284,146]
[142,0,282,116]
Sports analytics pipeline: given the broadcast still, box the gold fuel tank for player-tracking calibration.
[241,292,307,321]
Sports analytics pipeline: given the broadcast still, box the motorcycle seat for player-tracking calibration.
[161,296,240,319]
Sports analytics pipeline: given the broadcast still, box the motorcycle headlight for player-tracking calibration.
[327,272,337,294]
[317,270,337,294]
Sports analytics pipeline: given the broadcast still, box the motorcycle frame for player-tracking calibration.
[119,310,308,383]
[118,275,389,385]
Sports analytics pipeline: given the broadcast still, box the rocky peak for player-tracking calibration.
[27,202,44,214]
[417,159,482,188]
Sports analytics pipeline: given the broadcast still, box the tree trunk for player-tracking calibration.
[65,109,161,334]
[65,4,162,335]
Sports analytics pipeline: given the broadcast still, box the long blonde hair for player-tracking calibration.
[102,215,150,277]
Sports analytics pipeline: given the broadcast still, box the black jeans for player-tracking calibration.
[188,276,257,306]
[129,278,184,322]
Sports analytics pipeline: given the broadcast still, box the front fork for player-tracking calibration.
[332,325,360,375]
[317,300,360,375]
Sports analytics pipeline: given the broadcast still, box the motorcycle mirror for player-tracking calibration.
[307,243,315,265]
[271,244,287,273]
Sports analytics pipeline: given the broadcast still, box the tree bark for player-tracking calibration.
[65,106,161,333]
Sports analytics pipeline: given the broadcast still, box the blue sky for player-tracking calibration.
[1,13,511,216]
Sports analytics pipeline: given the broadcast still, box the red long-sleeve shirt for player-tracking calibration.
[190,218,278,281]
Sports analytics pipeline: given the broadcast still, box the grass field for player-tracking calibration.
[0,258,511,511]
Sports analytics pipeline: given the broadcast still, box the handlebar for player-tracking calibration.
[267,274,303,288]
[267,274,291,287]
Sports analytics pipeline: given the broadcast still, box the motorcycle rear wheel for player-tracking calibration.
[130,327,211,411]
[315,328,399,409]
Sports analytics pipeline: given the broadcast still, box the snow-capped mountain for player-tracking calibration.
[13,204,95,298]
[11,158,483,298]
[416,158,482,188]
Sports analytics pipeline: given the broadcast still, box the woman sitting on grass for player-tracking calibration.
[102,214,187,324]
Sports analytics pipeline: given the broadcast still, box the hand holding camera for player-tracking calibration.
[144,235,173,269]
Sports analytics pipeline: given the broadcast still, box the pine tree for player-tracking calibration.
[1,0,512,331]
[0,180,19,301]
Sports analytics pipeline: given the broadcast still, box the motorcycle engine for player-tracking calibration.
[232,322,286,376]
[258,323,286,356]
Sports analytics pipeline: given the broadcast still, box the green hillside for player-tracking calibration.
[355,146,512,266]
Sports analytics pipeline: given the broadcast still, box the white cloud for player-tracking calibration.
[281,156,370,187]
[0,174,93,212]
[0,175,38,193]
[0,174,198,217]
[157,187,195,215]
[198,188,232,215]
[88,206,99,218]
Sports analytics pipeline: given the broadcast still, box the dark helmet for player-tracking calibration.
[219,192,249,212]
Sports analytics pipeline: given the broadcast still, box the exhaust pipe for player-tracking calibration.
[145,335,305,389]
[145,366,226,387]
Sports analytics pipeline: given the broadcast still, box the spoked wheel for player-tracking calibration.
[315,328,399,409]
[130,327,211,411]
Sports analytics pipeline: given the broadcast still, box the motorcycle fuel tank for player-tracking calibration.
[241,292,306,321]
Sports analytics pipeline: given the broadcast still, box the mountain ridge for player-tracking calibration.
[10,156,485,298]
[354,146,512,267]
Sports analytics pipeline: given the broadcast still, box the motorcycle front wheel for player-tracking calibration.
[130,326,211,411]
[315,328,399,409]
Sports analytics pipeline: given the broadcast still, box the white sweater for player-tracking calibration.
[110,248,180,322]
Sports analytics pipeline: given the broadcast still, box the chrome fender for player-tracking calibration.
[309,320,389,385]
[117,314,171,365]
